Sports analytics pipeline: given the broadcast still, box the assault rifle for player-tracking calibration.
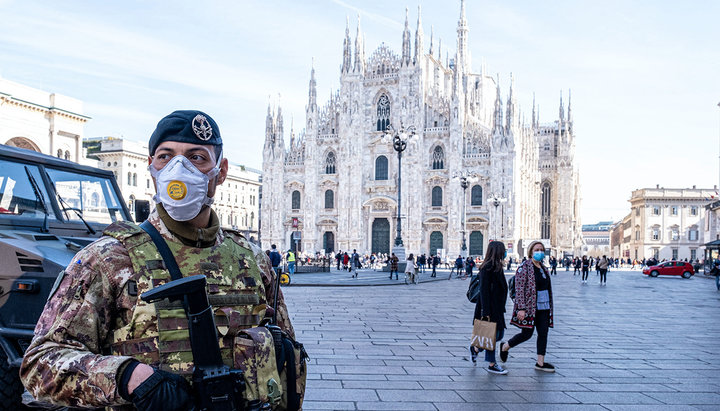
[142,275,267,411]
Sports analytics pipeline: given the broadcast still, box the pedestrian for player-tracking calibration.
[336,250,342,270]
[573,257,581,276]
[405,253,418,284]
[269,244,282,277]
[507,256,513,271]
[453,255,464,277]
[389,252,399,280]
[286,248,296,276]
[711,260,720,291]
[498,240,555,372]
[430,254,438,277]
[580,256,590,283]
[351,249,361,278]
[598,255,609,285]
[465,256,475,279]
[343,251,350,271]
[471,241,509,374]
[549,256,557,275]
[19,110,304,408]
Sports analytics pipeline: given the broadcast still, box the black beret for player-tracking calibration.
[148,110,222,155]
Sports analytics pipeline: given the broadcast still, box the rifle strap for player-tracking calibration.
[140,220,189,313]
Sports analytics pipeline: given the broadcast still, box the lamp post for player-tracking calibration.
[384,124,417,261]
[488,193,507,241]
[452,171,478,257]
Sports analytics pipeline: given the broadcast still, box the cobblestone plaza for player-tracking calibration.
[284,269,720,410]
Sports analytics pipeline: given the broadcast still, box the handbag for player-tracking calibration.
[470,317,496,351]
[466,274,481,303]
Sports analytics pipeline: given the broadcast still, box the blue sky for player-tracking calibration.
[1,0,718,224]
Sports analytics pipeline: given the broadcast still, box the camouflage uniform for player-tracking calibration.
[20,206,296,409]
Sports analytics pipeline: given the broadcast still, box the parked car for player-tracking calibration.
[643,261,695,279]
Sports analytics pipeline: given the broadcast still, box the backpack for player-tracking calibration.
[508,275,516,301]
[466,274,481,303]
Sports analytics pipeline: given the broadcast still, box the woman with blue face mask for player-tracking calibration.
[497,240,556,372]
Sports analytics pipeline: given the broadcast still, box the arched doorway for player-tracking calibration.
[323,231,335,253]
[429,231,443,256]
[371,218,390,255]
[469,231,484,256]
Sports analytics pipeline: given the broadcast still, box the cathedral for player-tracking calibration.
[261,0,582,260]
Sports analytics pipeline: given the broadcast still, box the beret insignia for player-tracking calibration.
[192,114,213,141]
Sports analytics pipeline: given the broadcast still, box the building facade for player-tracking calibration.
[612,186,715,261]
[581,221,613,257]
[261,1,582,259]
[84,136,262,241]
[1,76,90,163]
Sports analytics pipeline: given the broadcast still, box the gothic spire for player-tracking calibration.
[506,73,516,132]
[531,93,536,129]
[456,0,469,73]
[567,89,573,122]
[429,25,434,56]
[354,14,365,73]
[414,5,423,65]
[401,7,411,66]
[276,94,284,149]
[559,90,565,122]
[289,115,295,148]
[308,59,317,112]
[493,74,504,135]
[265,100,274,146]
[342,16,351,73]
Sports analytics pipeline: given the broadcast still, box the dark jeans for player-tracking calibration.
[550,266,557,275]
[582,269,589,281]
[485,326,505,364]
[431,265,437,276]
[508,309,550,356]
[600,269,607,283]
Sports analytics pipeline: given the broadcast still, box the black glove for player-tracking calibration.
[130,368,195,411]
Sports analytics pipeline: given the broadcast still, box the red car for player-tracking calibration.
[643,261,695,278]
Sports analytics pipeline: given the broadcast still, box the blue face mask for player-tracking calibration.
[532,251,545,262]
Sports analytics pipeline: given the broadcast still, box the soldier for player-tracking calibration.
[20,110,302,410]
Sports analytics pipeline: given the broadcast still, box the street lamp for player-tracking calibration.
[488,192,507,241]
[383,123,417,260]
[452,171,478,257]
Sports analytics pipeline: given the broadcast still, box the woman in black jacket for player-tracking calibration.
[472,241,509,374]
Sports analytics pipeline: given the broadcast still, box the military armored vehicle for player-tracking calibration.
[0,144,138,409]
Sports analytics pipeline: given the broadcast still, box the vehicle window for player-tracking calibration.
[45,168,126,225]
[0,159,56,220]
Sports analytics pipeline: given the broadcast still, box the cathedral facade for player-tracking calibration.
[261,1,582,259]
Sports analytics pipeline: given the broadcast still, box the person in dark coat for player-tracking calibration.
[472,241,509,374]
[389,253,399,280]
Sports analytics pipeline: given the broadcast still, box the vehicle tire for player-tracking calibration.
[682,271,691,279]
[0,350,24,411]
[650,270,659,277]
[280,273,291,286]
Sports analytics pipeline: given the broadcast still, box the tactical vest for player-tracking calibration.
[104,221,271,374]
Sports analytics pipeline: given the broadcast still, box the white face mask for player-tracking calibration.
[149,153,221,221]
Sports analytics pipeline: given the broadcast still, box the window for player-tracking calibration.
[671,229,679,241]
[431,186,442,207]
[652,229,660,241]
[689,229,698,241]
[635,207,640,216]
[653,249,659,258]
[431,146,444,169]
[635,228,640,240]
[376,94,390,132]
[471,185,483,206]
[541,182,552,239]
[690,249,697,260]
[671,206,678,215]
[325,152,336,174]
[129,195,135,213]
[127,172,132,185]
[652,206,660,215]
[132,173,137,187]
[672,248,678,260]
[375,156,388,180]
[324,190,334,209]
[291,190,301,209]
[107,162,111,167]
[690,206,698,216]
[146,179,150,189]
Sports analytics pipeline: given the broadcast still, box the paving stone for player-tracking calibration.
[355,401,438,410]
[376,389,464,402]
[645,392,720,405]
[565,391,661,404]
